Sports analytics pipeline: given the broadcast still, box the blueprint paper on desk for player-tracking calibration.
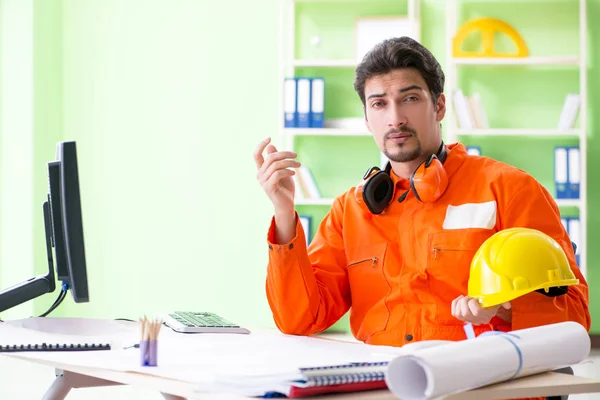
[385,321,590,400]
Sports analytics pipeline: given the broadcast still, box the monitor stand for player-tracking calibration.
[0,201,56,313]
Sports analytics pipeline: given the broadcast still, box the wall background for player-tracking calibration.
[0,0,597,333]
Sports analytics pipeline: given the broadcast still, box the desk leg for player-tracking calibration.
[42,369,123,400]
[161,394,186,400]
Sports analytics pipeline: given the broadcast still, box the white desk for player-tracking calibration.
[3,356,600,400]
[1,318,600,400]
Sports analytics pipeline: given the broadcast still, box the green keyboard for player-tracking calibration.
[164,311,250,334]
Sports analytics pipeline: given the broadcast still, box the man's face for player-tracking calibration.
[364,68,446,163]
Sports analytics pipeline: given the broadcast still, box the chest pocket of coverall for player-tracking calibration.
[346,242,390,334]
[427,229,494,323]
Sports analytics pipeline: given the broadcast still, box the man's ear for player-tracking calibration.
[435,93,446,122]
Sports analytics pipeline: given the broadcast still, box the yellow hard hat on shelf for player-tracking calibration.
[468,227,579,307]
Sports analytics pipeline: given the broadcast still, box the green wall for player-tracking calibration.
[0,0,598,333]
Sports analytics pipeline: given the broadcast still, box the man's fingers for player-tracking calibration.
[262,159,301,183]
[459,298,472,321]
[467,298,482,318]
[259,151,298,175]
[265,150,297,164]
[266,144,277,154]
[254,137,271,169]
[451,295,462,317]
[264,169,295,191]
[452,295,498,325]
[451,298,457,317]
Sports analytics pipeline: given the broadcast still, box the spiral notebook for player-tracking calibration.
[207,361,390,398]
[272,361,388,398]
[0,342,111,353]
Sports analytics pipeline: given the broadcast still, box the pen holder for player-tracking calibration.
[140,340,158,366]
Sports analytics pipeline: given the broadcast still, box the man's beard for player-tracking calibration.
[383,127,422,163]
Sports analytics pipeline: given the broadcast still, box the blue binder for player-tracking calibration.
[283,78,297,128]
[567,146,580,199]
[296,78,311,128]
[310,77,325,128]
[554,147,568,199]
[565,217,581,267]
[466,146,481,156]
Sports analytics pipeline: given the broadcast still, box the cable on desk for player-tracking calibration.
[38,282,69,317]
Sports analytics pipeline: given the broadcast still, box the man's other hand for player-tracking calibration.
[451,295,511,325]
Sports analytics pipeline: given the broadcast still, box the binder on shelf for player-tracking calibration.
[557,94,581,130]
[293,174,305,201]
[561,217,568,233]
[299,215,312,245]
[296,78,311,128]
[284,78,297,128]
[567,217,581,267]
[297,166,321,199]
[469,93,489,129]
[554,147,568,199]
[567,146,580,199]
[466,146,481,156]
[310,77,325,128]
[452,89,474,129]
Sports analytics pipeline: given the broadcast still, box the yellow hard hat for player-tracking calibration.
[468,227,579,307]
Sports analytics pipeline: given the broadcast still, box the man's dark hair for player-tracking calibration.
[354,36,445,107]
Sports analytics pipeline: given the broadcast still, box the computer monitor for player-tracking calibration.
[0,141,89,315]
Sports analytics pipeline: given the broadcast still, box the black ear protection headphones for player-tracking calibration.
[355,143,449,215]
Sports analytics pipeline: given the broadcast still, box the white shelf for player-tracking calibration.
[454,129,581,136]
[296,198,334,206]
[285,128,370,136]
[556,199,581,207]
[292,59,357,68]
[451,56,580,66]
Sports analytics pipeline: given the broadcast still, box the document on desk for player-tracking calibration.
[384,321,590,400]
[0,318,403,384]
[0,319,591,399]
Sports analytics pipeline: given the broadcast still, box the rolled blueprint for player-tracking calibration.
[385,321,590,400]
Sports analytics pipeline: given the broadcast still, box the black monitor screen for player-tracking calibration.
[50,141,89,303]
[0,140,89,314]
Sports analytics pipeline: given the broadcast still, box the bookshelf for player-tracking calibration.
[279,0,422,214]
[444,0,588,277]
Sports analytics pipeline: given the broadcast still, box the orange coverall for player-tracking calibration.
[265,143,590,347]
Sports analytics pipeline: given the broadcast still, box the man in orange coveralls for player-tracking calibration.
[254,37,590,348]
